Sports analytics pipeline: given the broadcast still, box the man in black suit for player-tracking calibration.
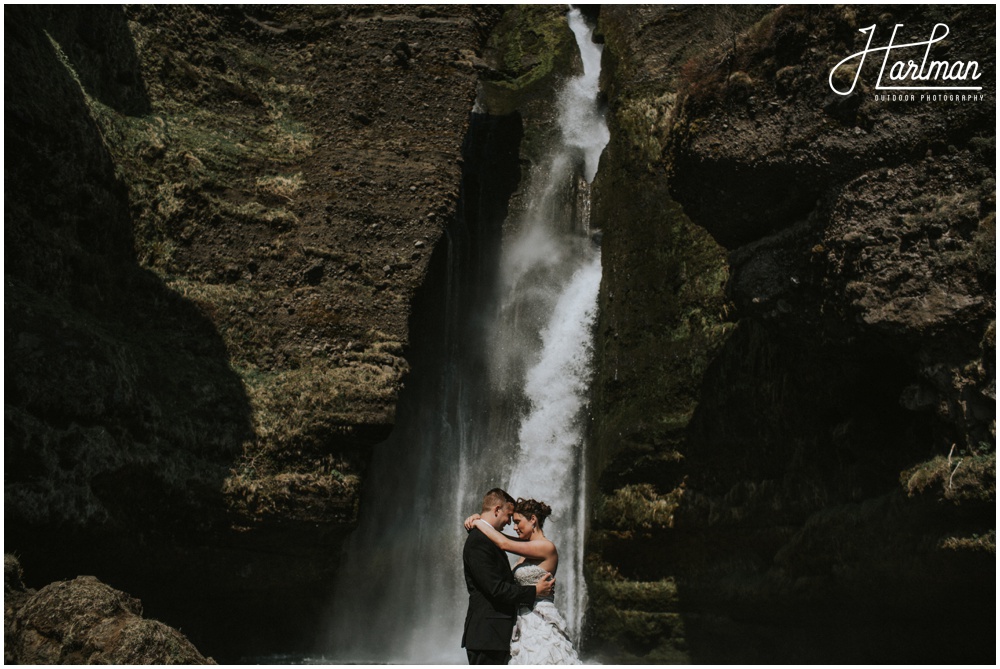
[462,488,555,664]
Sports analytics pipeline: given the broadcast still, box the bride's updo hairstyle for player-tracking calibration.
[515,498,552,528]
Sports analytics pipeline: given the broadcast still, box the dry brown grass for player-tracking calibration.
[901,449,995,503]
[939,529,995,553]
[255,172,304,201]
[597,483,685,532]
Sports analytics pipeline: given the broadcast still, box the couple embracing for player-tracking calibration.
[461,488,581,665]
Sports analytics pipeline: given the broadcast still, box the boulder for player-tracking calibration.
[4,556,213,665]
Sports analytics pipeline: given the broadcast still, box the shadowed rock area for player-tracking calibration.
[5,556,212,664]
[586,5,994,663]
[5,4,501,661]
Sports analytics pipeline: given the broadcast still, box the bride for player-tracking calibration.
[465,498,582,665]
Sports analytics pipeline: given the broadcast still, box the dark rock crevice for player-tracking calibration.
[5,0,253,597]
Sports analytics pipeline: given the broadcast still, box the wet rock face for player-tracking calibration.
[5,556,212,665]
[588,5,994,664]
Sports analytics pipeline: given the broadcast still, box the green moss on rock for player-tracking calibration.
[477,3,579,168]
[482,6,576,105]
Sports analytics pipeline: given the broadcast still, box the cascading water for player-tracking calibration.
[324,9,607,663]
[497,8,607,642]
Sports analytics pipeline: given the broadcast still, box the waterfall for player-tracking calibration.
[500,8,607,642]
[324,9,607,663]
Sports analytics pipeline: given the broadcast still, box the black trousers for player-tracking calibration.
[466,649,510,665]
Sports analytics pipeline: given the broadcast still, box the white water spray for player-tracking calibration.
[561,10,610,183]
[324,9,607,662]
[502,8,608,642]
[506,252,602,638]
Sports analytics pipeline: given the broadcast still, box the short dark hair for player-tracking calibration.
[481,488,515,513]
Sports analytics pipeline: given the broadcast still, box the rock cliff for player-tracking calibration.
[5,4,499,660]
[586,5,994,663]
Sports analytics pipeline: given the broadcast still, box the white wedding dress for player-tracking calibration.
[509,563,582,665]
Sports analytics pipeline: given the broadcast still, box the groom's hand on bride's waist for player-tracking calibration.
[534,572,555,598]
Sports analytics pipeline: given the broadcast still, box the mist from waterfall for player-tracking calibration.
[499,7,607,642]
[323,9,607,663]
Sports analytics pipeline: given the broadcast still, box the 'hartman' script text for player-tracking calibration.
[830,23,983,96]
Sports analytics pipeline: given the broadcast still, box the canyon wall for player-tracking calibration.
[5,5,995,664]
[5,5,499,660]
[586,5,995,663]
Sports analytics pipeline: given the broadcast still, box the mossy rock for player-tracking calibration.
[479,5,578,116]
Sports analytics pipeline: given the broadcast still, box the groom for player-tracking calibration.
[462,488,555,664]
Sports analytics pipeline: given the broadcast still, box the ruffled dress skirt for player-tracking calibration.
[509,598,581,665]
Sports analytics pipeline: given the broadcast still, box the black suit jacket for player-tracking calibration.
[462,526,536,652]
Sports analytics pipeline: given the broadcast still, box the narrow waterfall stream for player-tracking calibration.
[499,8,608,640]
[325,9,608,663]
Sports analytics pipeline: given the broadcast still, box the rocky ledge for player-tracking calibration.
[5,555,212,664]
